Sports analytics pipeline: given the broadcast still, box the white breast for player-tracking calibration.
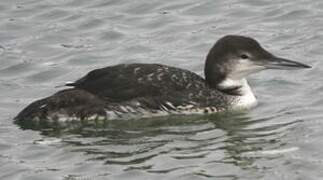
[218,78,258,110]
[232,79,257,109]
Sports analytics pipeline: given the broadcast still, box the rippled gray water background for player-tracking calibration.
[0,0,322,179]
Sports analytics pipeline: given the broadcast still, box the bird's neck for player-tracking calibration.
[216,78,258,109]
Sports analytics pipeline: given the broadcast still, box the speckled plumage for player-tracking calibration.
[15,35,310,123]
[15,63,232,122]
[69,63,231,106]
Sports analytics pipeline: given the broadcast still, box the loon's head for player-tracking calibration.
[205,35,311,92]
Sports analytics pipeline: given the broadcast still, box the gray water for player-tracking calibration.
[0,0,322,179]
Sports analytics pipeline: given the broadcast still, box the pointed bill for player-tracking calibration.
[261,56,311,70]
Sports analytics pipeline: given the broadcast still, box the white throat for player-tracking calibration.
[217,78,257,109]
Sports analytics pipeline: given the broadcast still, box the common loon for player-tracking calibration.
[15,35,311,123]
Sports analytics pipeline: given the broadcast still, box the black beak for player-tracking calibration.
[262,56,311,70]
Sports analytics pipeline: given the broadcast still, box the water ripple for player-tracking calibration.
[0,0,322,179]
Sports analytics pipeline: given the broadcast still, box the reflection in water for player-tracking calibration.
[0,0,320,179]
[16,111,300,177]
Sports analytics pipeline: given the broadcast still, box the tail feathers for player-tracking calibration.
[15,89,108,124]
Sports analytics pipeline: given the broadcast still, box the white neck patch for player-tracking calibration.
[218,78,257,110]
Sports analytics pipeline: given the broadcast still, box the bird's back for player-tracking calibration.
[69,63,208,102]
[15,63,230,123]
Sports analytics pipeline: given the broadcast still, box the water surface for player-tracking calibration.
[0,0,322,180]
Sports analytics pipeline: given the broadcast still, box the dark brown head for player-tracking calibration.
[204,35,311,88]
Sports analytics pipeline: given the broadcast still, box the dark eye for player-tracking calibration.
[240,54,249,59]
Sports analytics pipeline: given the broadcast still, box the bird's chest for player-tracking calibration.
[231,90,258,110]
[217,78,258,110]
